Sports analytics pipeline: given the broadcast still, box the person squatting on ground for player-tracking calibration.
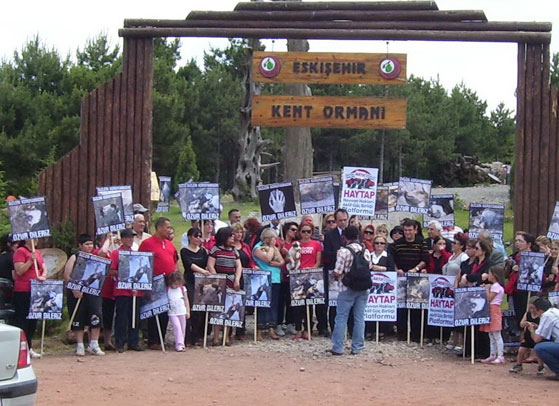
[529,297,559,380]
[167,271,190,352]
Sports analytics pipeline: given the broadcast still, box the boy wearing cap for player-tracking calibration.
[111,228,144,352]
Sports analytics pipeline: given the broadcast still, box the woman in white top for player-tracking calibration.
[442,232,469,277]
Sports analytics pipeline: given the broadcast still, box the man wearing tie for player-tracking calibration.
[322,208,349,336]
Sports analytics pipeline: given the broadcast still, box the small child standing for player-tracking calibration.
[480,266,506,364]
[167,271,190,351]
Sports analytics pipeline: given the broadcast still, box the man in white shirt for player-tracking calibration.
[131,214,151,251]
[529,298,559,380]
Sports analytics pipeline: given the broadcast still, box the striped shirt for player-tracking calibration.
[389,237,430,272]
[210,245,239,288]
[334,242,371,292]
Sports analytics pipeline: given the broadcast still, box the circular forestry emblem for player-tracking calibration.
[378,57,401,80]
[259,56,281,78]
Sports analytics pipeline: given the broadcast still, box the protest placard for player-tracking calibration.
[517,251,545,292]
[547,202,559,239]
[396,177,432,214]
[549,291,559,309]
[66,252,111,296]
[427,275,455,327]
[423,194,455,227]
[328,271,343,306]
[405,273,429,309]
[8,197,51,241]
[340,167,378,216]
[258,182,297,222]
[156,176,172,213]
[28,280,63,320]
[454,287,490,326]
[298,176,336,215]
[92,193,126,235]
[468,203,505,239]
[387,184,398,212]
[289,268,325,306]
[139,274,170,320]
[192,273,227,312]
[364,272,397,322]
[96,185,134,222]
[243,269,271,308]
[374,186,389,220]
[501,310,522,349]
[397,276,407,308]
[178,183,220,221]
[209,289,245,328]
[116,251,153,291]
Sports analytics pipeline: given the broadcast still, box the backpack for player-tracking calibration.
[341,244,372,291]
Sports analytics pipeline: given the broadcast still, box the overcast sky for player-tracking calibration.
[1,0,557,112]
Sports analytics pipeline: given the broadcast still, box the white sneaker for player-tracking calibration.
[274,325,285,337]
[285,324,297,335]
[76,346,85,356]
[446,344,455,350]
[86,345,105,356]
[29,349,42,359]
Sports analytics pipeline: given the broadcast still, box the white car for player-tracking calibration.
[0,324,37,405]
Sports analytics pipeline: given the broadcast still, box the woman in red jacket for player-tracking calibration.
[427,236,451,274]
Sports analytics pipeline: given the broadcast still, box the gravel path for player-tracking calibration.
[428,185,510,207]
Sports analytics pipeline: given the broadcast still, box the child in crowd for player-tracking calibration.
[480,266,506,364]
[167,271,190,351]
[509,295,546,374]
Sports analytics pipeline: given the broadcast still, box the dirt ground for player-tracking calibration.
[33,336,557,406]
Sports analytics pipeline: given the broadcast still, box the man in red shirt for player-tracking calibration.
[139,217,177,349]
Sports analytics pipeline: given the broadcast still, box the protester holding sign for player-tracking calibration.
[253,228,284,340]
[180,227,209,346]
[139,217,178,350]
[231,222,254,339]
[12,239,47,358]
[480,266,506,364]
[278,222,298,336]
[543,240,559,294]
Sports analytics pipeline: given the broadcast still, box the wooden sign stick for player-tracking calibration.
[306,304,312,340]
[462,326,467,359]
[132,295,136,329]
[376,321,379,344]
[40,319,46,357]
[30,239,40,278]
[407,309,411,345]
[254,308,258,342]
[156,314,166,353]
[440,327,443,347]
[420,309,425,347]
[203,311,209,349]
[66,297,82,332]
[222,326,227,347]
[471,325,475,365]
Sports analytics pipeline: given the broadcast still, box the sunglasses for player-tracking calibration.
[374,242,386,245]
[289,228,298,232]
[193,234,202,238]
[300,229,313,234]
[364,231,374,235]
[327,220,336,224]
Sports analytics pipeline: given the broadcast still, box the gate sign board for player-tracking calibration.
[252,52,407,85]
[252,95,406,129]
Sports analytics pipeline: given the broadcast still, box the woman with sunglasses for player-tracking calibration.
[459,239,492,287]
[442,233,469,277]
[292,222,323,340]
[180,227,209,346]
[361,224,376,253]
[277,222,299,336]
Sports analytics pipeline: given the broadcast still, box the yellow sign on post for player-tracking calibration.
[253,51,406,85]
[252,95,406,129]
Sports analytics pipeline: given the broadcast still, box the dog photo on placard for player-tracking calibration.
[8,198,50,237]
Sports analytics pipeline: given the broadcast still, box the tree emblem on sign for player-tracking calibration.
[259,56,281,78]
[378,57,401,80]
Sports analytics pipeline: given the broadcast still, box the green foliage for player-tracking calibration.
[175,134,199,184]
[50,219,76,255]
[552,52,559,87]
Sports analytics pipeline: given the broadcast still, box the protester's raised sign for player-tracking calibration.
[8,197,51,241]
[252,95,406,129]
[28,280,63,320]
[253,52,407,85]
[427,275,455,328]
[257,182,297,222]
[67,252,111,296]
[365,272,397,322]
[116,251,153,291]
[243,269,271,308]
[140,274,170,320]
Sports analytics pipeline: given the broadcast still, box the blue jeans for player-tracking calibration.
[535,341,559,374]
[331,289,368,354]
[257,283,281,329]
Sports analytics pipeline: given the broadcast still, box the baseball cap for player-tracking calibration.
[133,203,148,213]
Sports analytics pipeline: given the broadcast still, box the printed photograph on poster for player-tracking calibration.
[117,251,153,291]
[423,194,455,227]
[96,185,134,222]
[27,280,63,320]
[289,268,325,306]
[374,186,389,220]
[258,182,297,222]
[405,273,429,309]
[139,274,170,320]
[396,177,432,214]
[178,183,220,221]
[397,276,407,308]
[298,177,336,215]
[333,182,340,210]
[454,287,490,326]
[243,269,271,308]
[468,203,505,239]
[501,309,521,348]
[517,251,545,292]
[209,289,245,328]
[427,275,455,327]
[92,193,126,235]
[156,176,172,213]
[192,273,227,312]
[66,252,111,296]
[549,291,559,309]
[340,167,378,217]
[547,201,559,240]
[364,272,397,322]
[8,197,51,241]
[328,271,343,306]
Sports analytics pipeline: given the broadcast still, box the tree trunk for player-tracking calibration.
[283,37,313,183]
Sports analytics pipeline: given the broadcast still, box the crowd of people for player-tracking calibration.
[0,206,558,381]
